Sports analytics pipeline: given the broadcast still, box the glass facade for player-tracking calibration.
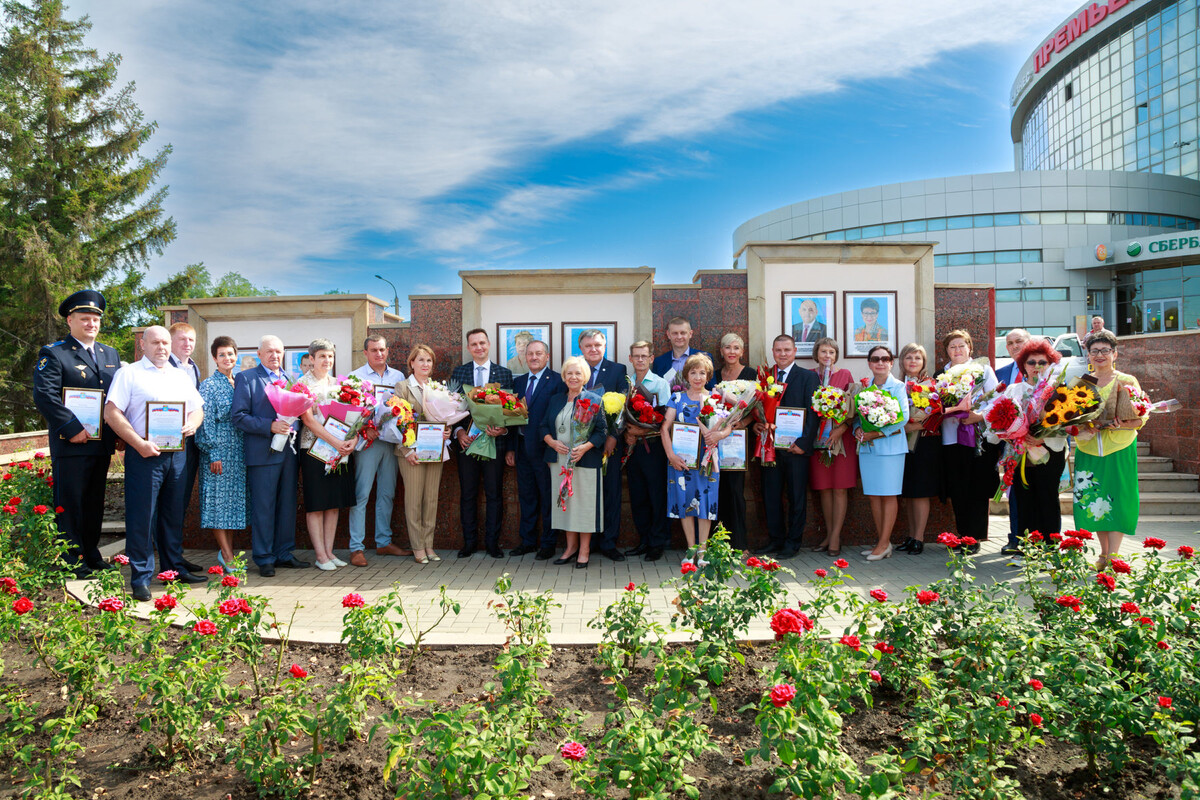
[794,210,1200,242]
[1021,0,1200,177]
[1114,263,1200,333]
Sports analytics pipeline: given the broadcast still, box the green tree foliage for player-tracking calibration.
[0,0,175,431]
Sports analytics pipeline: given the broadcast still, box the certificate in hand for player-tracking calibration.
[774,408,807,449]
[671,423,701,469]
[718,429,747,470]
[414,422,445,463]
[63,388,103,439]
[145,402,185,451]
[309,416,352,465]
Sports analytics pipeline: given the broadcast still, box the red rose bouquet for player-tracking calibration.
[558,394,601,511]
[753,365,787,465]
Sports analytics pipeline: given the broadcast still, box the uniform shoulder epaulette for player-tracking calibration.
[47,340,64,348]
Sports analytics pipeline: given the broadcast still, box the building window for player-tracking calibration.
[1065,82,1074,101]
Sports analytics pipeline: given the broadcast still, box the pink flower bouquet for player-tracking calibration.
[265,379,314,452]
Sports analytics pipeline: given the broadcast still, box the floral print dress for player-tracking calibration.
[666,392,718,520]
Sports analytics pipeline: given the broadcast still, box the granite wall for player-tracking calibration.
[1114,330,1200,476]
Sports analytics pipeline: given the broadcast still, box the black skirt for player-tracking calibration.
[902,433,942,498]
[300,448,357,512]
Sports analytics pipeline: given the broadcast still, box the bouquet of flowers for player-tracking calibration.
[264,377,315,452]
[558,394,601,511]
[317,375,379,473]
[854,385,902,453]
[811,384,849,453]
[1118,384,1152,420]
[600,391,626,472]
[934,358,1006,449]
[379,395,417,448]
[621,384,665,465]
[753,366,787,465]
[696,391,731,476]
[983,393,1033,500]
[463,383,529,460]
[420,379,470,426]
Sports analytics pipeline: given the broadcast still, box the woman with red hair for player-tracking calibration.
[1005,338,1068,550]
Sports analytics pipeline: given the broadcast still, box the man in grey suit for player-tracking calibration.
[231,335,308,577]
[790,299,827,347]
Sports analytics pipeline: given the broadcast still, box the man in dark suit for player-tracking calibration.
[231,335,308,577]
[651,316,713,389]
[579,328,628,560]
[32,290,123,579]
[790,299,827,347]
[504,340,563,559]
[755,334,819,558]
[450,328,514,558]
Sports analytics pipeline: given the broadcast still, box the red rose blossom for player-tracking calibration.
[1110,559,1131,574]
[1178,546,1195,560]
[1096,573,1116,591]
[959,536,978,547]
[560,741,587,761]
[1120,602,1140,614]
[769,684,796,708]
[834,558,849,569]
[112,554,129,565]
[1028,678,1044,690]
[0,577,16,595]
[12,596,33,615]
[937,532,960,547]
[157,570,179,582]
[1055,595,1082,612]
[917,590,940,606]
[221,574,240,588]
[1157,640,1170,650]
[192,619,217,635]
[32,505,48,515]
[1137,616,1154,626]
[770,608,814,639]
[1030,713,1043,726]
[869,670,882,682]
[54,506,64,513]
[1143,537,1167,549]
[839,634,862,650]
[1028,531,1044,542]
[289,664,309,679]
[154,595,178,612]
[341,593,366,608]
[874,641,895,654]
[997,697,1010,708]
[97,597,124,612]
[869,589,888,603]
[624,582,635,591]
[1060,537,1084,551]
[813,568,828,578]
[680,562,697,575]
[1072,529,1094,540]
[208,565,224,575]
[1159,696,1173,709]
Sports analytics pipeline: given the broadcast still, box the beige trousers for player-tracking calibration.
[396,456,443,551]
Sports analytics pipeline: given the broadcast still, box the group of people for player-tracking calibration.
[32,291,1148,598]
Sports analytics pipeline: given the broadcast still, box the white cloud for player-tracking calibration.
[71,0,1081,286]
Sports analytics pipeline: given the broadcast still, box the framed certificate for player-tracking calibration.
[414,422,446,463]
[145,402,185,451]
[63,388,103,439]
[718,429,747,471]
[671,422,700,469]
[309,417,352,465]
[774,408,807,449]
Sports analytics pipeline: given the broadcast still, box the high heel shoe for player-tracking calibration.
[865,544,894,562]
[906,541,924,555]
[827,548,841,558]
[575,559,589,569]
[414,554,430,565]
[553,552,578,565]
[427,551,441,562]
[216,551,228,569]
[810,543,829,553]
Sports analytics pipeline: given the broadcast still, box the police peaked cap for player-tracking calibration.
[59,290,106,318]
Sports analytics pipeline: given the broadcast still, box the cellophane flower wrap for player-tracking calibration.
[854,385,902,434]
[600,391,626,473]
[380,395,417,448]
[753,365,787,465]
[982,389,1033,500]
[621,383,666,465]
[412,379,469,461]
[317,375,378,473]
[811,384,849,459]
[694,379,760,473]
[463,383,529,460]
[934,357,1005,449]
[264,377,314,452]
[695,390,731,476]
[558,394,601,511]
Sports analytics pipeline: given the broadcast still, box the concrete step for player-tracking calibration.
[992,492,1200,516]
[101,521,125,535]
[1138,440,1150,456]
[1136,456,1176,474]
[1139,473,1200,494]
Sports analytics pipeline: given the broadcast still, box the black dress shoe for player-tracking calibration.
[626,544,648,557]
[895,537,917,553]
[907,541,925,555]
[181,559,203,573]
[174,572,206,585]
[276,558,309,569]
[553,553,578,565]
[487,548,504,559]
[70,565,95,580]
[86,559,116,572]
[458,547,476,558]
[965,543,981,555]
[259,565,276,577]
[131,585,152,602]
[601,548,626,562]
[644,549,664,562]
[534,548,556,560]
[509,545,537,556]
[575,560,589,569]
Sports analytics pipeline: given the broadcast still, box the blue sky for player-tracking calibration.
[72,0,1082,315]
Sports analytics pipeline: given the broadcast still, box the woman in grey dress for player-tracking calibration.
[196,336,248,567]
[540,356,607,569]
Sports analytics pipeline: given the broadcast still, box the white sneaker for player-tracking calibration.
[330,556,348,567]
[315,560,337,571]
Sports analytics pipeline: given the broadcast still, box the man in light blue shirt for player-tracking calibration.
[347,334,408,567]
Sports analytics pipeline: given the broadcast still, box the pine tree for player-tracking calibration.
[0,0,175,431]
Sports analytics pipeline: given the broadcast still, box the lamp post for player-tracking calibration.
[375,274,401,318]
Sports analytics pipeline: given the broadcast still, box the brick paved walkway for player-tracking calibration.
[73,517,1199,645]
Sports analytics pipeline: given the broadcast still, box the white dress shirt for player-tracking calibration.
[107,357,203,439]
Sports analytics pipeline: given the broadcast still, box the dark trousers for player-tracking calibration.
[180,435,199,521]
[51,452,111,566]
[124,449,186,587]
[625,437,668,550]
[458,454,503,549]
[1011,447,1066,539]
[942,442,1001,541]
[247,454,299,567]
[598,438,625,551]
[717,470,749,550]
[762,451,810,550]
[516,448,554,550]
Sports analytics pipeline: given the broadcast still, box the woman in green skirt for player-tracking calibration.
[1072,330,1148,568]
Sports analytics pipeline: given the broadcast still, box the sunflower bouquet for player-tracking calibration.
[1031,378,1101,437]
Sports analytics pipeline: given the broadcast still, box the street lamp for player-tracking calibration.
[374,274,401,318]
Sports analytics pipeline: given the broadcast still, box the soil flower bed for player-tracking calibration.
[2,455,1198,799]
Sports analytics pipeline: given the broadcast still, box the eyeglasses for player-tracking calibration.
[1025,359,1049,367]
[868,356,893,363]
[1089,348,1114,356]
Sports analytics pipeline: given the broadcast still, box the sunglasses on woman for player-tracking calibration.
[868,355,893,363]
[1025,359,1049,367]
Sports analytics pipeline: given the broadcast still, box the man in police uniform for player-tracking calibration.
[32,290,122,579]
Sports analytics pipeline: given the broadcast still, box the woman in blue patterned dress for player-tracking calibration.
[662,353,726,565]
[196,336,248,567]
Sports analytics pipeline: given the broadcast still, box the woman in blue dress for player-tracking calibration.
[854,345,910,562]
[195,336,249,567]
[662,354,726,565]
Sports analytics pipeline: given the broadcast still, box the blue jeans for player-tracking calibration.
[124,449,186,587]
[349,442,397,551]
